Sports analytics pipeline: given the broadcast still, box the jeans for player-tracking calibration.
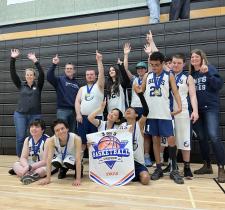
[147,0,160,24]
[169,0,190,20]
[14,111,41,157]
[193,111,225,166]
[57,109,76,133]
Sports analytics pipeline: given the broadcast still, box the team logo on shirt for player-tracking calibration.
[91,131,130,169]
[184,141,189,148]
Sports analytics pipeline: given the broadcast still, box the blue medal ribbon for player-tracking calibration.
[61,134,70,161]
[31,135,45,161]
[138,78,142,86]
[86,83,95,94]
[153,71,164,90]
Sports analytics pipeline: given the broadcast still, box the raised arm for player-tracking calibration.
[146,30,158,53]
[47,55,60,88]
[187,75,199,123]
[96,50,105,91]
[88,99,106,127]
[141,72,149,93]
[118,61,131,88]
[72,135,82,186]
[133,84,149,130]
[123,43,133,80]
[27,52,44,91]
[170,74,182,116]
[10,49,21,89]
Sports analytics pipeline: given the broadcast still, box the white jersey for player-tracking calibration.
[120,122,144,165]
[131,77,142,108]
[145,71,171,119]
[98,120,120,132]
[80,83,104,116]
[27,134,49,163]
[53,132,76,157]
[107,84,128,114]
[174,73,189,118]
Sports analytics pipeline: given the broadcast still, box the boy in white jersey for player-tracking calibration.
[75,51,105,153]
[88,99,123,131]
[39,119,82,186]
[172,54,199,178]
[120,84,150,185]
[142,51,184,184]
[9,119,49,185]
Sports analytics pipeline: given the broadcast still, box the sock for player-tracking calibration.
[184,161,190,169]
[168,146,177,171]
[160,152,164,163]
[144,153,150,158]
[156,163,162,170]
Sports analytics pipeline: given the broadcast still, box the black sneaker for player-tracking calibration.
[194,161,213,175]
[8,168,16,175]
[184,167,193,179]
[58,167,68,179]
[170,170,184,184]
[218,165,225,183]
[21,173,40,185]
[151,168,163,180]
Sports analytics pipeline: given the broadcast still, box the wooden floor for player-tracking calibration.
[0,156,225,210]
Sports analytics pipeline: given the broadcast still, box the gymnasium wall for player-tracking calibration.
[0,0,225,162]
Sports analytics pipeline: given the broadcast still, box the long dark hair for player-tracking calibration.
[106,66,121,98]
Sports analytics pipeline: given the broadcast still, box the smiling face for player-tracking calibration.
[124,107,137,120]
[191,53,202,70]
[172,57,184,74]
[25,69,35,84]
[107,109,120,123]
[109,66,117,79]
[64,64,75,79]
[29,124,44,138]
[53,123,69,141]
[136,67,147,77]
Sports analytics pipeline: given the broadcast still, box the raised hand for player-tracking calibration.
[146,30,153,44]
[52,54,60,65]
[27,52,38,63]
[199,59,208,73]
[117,58,123,65]
[96,50,103,62]
[124,43,131,55]
[144,44,152,56]
[11,49,20,58]
[133,83,142,94]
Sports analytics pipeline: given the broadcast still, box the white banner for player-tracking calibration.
[7,0,34,5]
[87,128,135,187]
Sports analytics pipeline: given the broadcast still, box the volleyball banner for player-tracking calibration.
[87,127,135,186]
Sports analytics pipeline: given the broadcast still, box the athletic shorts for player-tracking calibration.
[132,161,149,182]
[77,115,102,144]
[145,119,174,137]
[174,117,191,150]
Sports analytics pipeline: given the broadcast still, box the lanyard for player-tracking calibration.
[31,135,44,161]
[105,121,115,130]
[138,78,142,85]
[61,134,70,161]
[153,71,164,89]
[86,83,95,94]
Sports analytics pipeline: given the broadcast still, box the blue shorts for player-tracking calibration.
[77,115,102,144]
[145,119,174,137]
[132,161,149,182]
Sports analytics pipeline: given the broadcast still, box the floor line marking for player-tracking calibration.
[187,186,196,209]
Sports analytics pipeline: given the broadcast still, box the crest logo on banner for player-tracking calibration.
[87,127,135,186]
